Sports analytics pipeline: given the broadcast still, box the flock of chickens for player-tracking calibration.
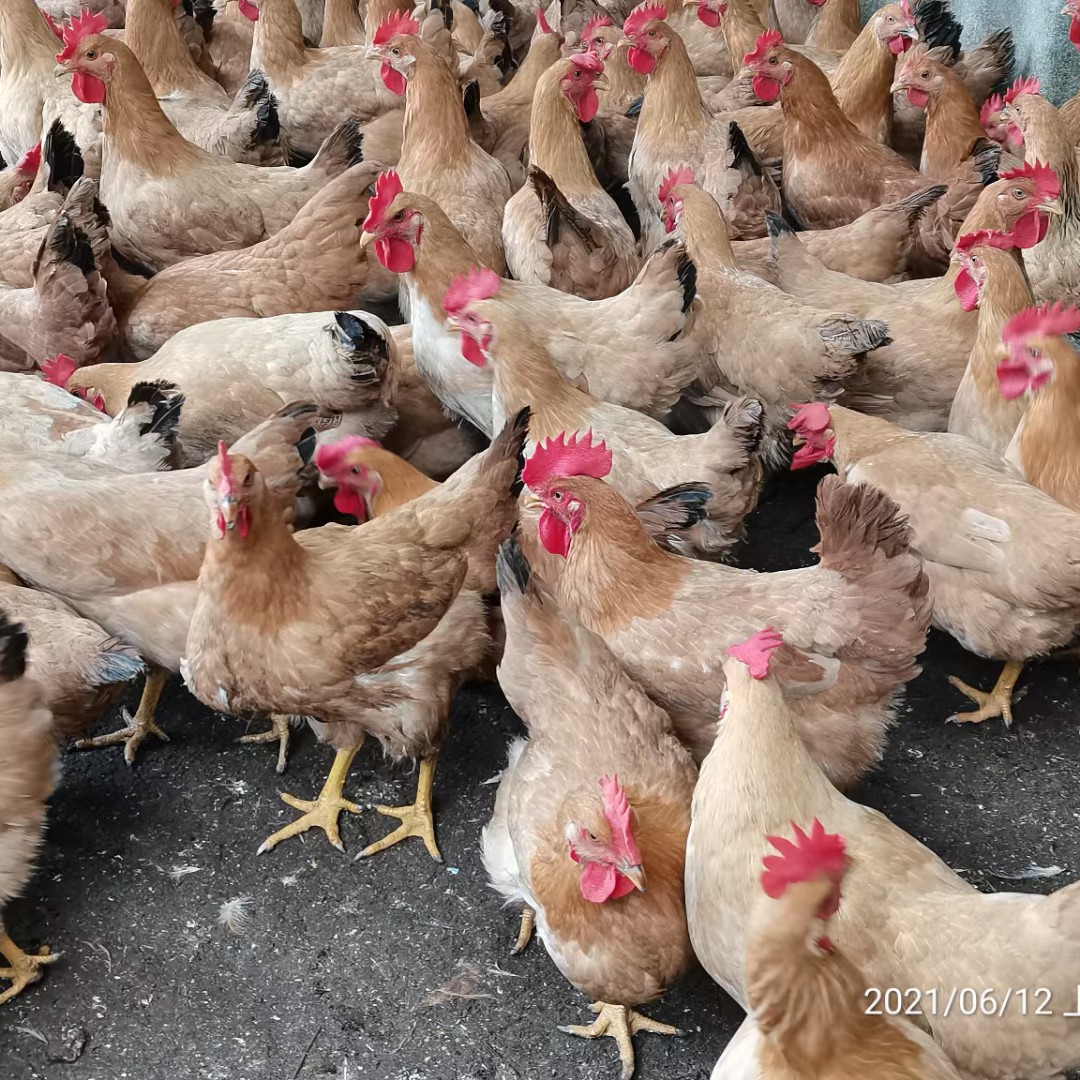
[2,0,1080,1075]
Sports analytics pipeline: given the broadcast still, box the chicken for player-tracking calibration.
[1062,1,1080,145]
[1003,87,1080,307]
[998,302,1080,514]
[745,29,998,265]
[804,0,858,52]
[316,437,441,522]
[56,29,365,271]
[686,624,1080,1080]
[0,615,59,1007]
[321,0,365,46]
[0,371,182,473]
[481,536,696,1080]
[370,11,512,276]
[623,3,781,252]
[100,161,394,360]
[0,177,115,372]
[0,146,41,215]
[0,404,320,763]
[790,401,1080,728]
[502,53,640,298]
[124,0,285,166]
[946,230,1034,455]
[718,816,965,1080]
[360,172,700,435]
[660,166,892,411]
[182,410,528,857]
[239,0,399,157]
[456,8,514,99]
[768,164,1062,430]
[516,434,929,776]
[204,0,255,98]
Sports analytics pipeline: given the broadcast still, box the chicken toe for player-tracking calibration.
[558,1002,683,1080]
[511,906,535,955]
[239,714,292,774]
[947,661,1025,728]
[356,757,441,862]
[0,933,59,1006]
[73,667,171,765]
[257,745,362,855]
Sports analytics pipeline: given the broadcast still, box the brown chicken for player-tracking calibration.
[56,29,364,271]
[183,410,528,857]
[685,624,1080,1080]
[0,615,59,1006]
[502,53,640,298]
[482,536,696,1080]
[516,436,929,777]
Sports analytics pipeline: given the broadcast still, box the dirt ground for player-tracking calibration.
[2,467,1079,1080]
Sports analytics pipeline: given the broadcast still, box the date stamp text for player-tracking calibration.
[865,987,1080,1019]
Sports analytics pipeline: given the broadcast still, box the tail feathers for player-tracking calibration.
[964,27,1015,99]
[487,405,530,496]
[309,118,364,177]
[716,396,766,458]
[42,118,83,192]
[495,532,532,597]
[914,0,961,59]
[971,139,1003,187]
[0,612,29,683]
[817,316,892,357]
[766,211,793,239]
[463,79,482,120]
[125,380,185,445]
[234,71,281,147]
[633,239,697,318]
[329,312,392,386]
[634,483,714,549]
[39,211,95,278]
[626,96,643,119]
[814,475,913,567]
[889,184,948,223]
[93,642,146,686]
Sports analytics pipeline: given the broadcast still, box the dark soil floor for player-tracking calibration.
[2,467,1079,1080]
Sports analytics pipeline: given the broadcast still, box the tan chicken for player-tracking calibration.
[371,11,512,275]
[239,0,398,156]
[502,53,640,298]
[686,624,1080,1080]
[790,401,1080,728]
[360,173,700,435]
[998,302,1080,514]
[515,437,929,776]
[623,3,781,252]
[482,536,696,1080]
[714,816,964,1080]
[98,161,393,359]
[946,230,1033,455]
[320,0,365,46]
[204,0,255,98]
[0,615,59,1007]
[0,180,66,290]
[182,411,528,857]
[56,30,364,271]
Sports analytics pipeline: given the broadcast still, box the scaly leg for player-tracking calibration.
[559,1001,683,1080]
[257,743,363,855]
[948,660,1025,727]
[356,756,441,862]
[239,714,292,774]
[74,666,170,765]
[0,930,59,1006]
[511,905,535,955]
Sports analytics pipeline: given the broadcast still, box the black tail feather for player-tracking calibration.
[0,613,29,683]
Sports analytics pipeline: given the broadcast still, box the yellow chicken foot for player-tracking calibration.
[0,932,59,1006]
[559,1002,683,1080]
[257,744,362,855]
[947,660,1025,728]
[73,666,170,765]
[239,714,292,774]
[356,756,442,862]
[511,905,535,955]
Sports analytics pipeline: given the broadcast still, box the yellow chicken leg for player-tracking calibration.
[74,666,170,765]
[0,931,59,1006]
[257,744,362,855]
[559,1002,683,1080]
[947,660,1024,727]
[356,756,442,862]
[239,714,292,774]
[511,905,535,955]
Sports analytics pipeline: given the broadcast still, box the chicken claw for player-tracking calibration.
[558,1001,683,1080]
[947,660,1024,728]
[239,714,292,774]
[511,905,535,955]
[0,934,59,1006]
[258,745,362,855]
[356,757,442,862]
[73,666,172,765]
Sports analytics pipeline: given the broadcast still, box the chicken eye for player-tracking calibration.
[552,490,564,501]
[391,46,401,56]
[647,28,656,36]
[243,473,254,487]
[769,55,778,64]
[1013,188,1025,199]
[574,69,582,78]
[86,49,97,59]
[351,465,361,474]
[920,69,930,79]
[393,210,405,222]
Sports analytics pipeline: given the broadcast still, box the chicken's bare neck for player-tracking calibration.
[250,0,307,76]
[125,0,221,96]
[678,186,736,268]
[529,83,601,198]
[720,0,766,66]
[402,51,473,169]
[0,0,62,72]
[638,36,703,137]
[830,27,893,138]
[920,78,985,180]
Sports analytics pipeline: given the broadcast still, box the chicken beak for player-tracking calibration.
[593,74,610,92]
[621,864,647,892]
[359,230,376,250]
[54,63,71,78]
[1041,197,1065,217]
[901,26,919,40]
[889,80,905,94]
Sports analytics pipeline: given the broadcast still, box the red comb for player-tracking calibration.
[624,2,667,37]
[373,10,419,44]
[786,401,831,435]
[216,439,235,494]
[314,436,382,475]
[899,0,912,16]
[1004,75,1040,102]
[55,9,108,63]
[522,431,613,490]
[726,627,784,679]
[42,11,64,39]
[659,165,695,204]
[980,92,1004,127]
[1002,302,1080,348]
[744,28,784,66]
[582,13,612,36]
[536,6,554,33]
[39,354,77,387]
[1000,160,1060,203]
[954,229,1015,254]
[569,50,605,75]
[599,775,640,864]
[442,267,501,317]
[761,820,847,899]
[362,170,403,233]
[16,145,41,175]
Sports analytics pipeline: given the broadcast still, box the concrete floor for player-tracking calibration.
[2,467,1079,1080]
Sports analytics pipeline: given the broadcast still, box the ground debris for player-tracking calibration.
[422,960,495,1006]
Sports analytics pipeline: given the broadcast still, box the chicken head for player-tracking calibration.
[889,44,949,111]
[695,0,728,29]
[369,11,421,97]
[565,775,647,903]
[360,170,424,273]
[207,441,259,539]
[997,301,1080,400]
[620,2,670,76]
[579,13,614,58]
[997,76,1043,155]
[54,16,112,104]
[314,436,383,521]
[560,53,605,124]
[867,0,918,56]
[743,30,793,104]
[442,266,501,367]
[658,165,695,233]
[951,229,1015,312]
[787,402,835,469]
[993,161,1062,247]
